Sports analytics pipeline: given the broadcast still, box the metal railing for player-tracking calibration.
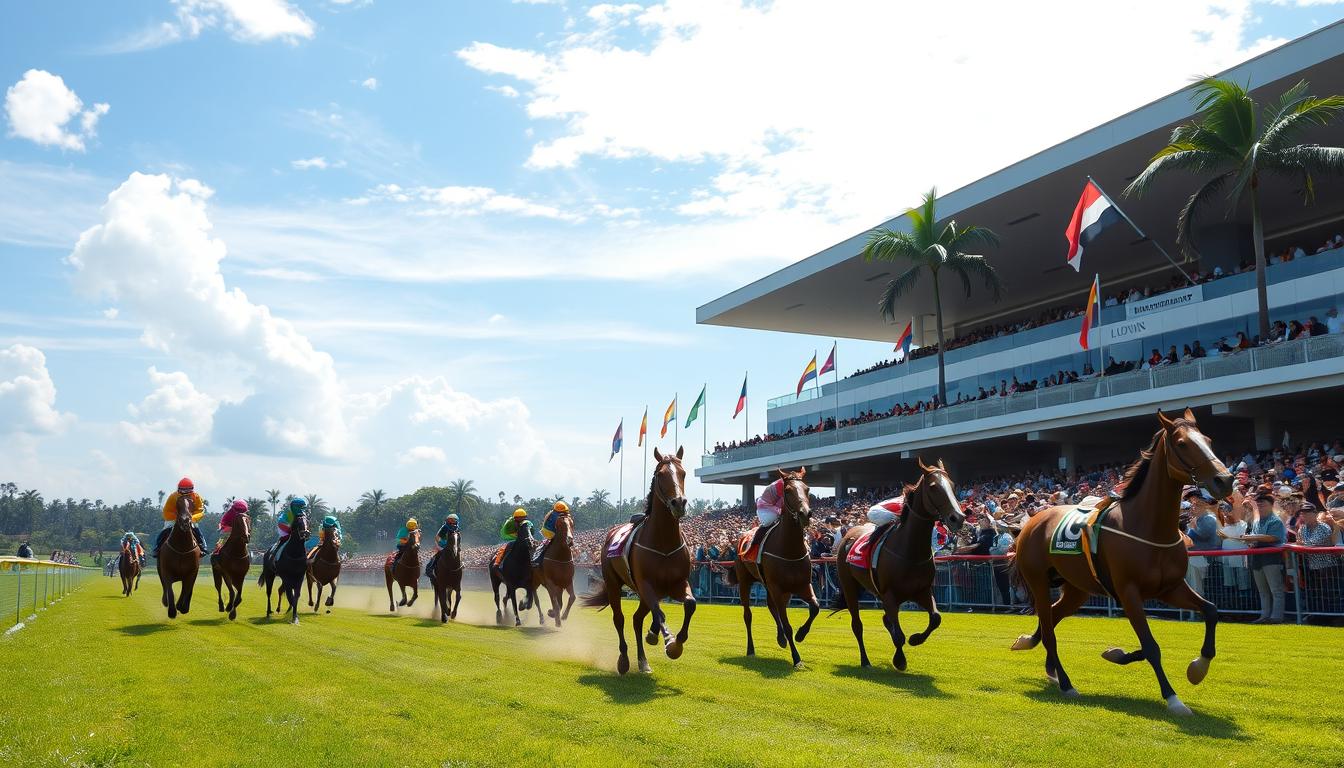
[706,334,1344,467]
[1,557,94,632]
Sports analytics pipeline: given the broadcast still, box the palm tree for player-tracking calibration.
[1125,78,1344,339]
[266,489,281,518]
[447,478,481,518]
[861,187,1002,404]
[359,489,386,514]
[304,494,328,515]
[586,489,612,510]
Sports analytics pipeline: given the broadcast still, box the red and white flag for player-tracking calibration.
[1064,180,1122,272]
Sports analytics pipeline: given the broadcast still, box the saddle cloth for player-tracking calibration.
[846,522,898,572]
[737,524,778,565]
[1049,507,1107,556]
[605,521,643,591]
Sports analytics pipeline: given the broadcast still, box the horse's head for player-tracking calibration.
[408,527,421,549]
[291,512,311,541]
[237,512,252,543]
[553,510,574,548]
[777,467,811,527]
[651,446,688,518]
[911,457,965,532]
[1157,408,1233,499]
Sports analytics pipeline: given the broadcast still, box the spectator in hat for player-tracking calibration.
[1295,502,1340,622]
[1216,499,1251,594]
[1184,488,1219,595]
[1238,490,1287,623]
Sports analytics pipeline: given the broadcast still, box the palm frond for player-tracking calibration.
[1190,77,1256,149]
[945,223,1000,254]
[1168,123,1239,160]
[878,265,923,322]
[1226,142,1259,202]
[1174,173,1232,258]
[906,188,939,245]
[946,254,1003,301]
[861,228,924,264]
[1124,148,1229,197]
[1260,95,1344,151]
[1261,145,1344,203]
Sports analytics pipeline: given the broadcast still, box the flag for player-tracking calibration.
[894,321,913,361]
[796,353,818,396]
[1064,179,1122,272]
[638,407,648,447]
[660,397,676,438]
[684,385,706,428]
[609,419,623,462]
[732,374,747,419]
[1079,273,1100,350]
[818,342,836,376]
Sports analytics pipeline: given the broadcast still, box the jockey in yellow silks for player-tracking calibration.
[153,477,207,557]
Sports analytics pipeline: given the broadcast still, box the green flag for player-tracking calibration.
[684,385,706,428]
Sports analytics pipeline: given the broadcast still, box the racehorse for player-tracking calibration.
[118,544,141,596]
[429,526,464,623]
[384,528,421,613]
[582,446,695,675]
[305,529,341,614]
[727,468,818,668]
[1011,409,1233,715]
[157,499,202,619]
[492,520,543,626]
[532,509,577,628]
[833,459,965,671]
[211,512,252,620]
[260,513,310,624]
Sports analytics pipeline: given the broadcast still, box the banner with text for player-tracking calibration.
[1126,285,1202,319]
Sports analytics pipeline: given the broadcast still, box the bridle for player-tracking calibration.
[651,458,686,516]
[1162,423,1218,486]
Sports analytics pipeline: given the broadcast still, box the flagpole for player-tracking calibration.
[619,427,624,520]
[642,406,648,496]
[744,372,749,443]
[675,392,679,448]
[703,382,708,457]
[1088,175,1194,287]
[833,341,840,431]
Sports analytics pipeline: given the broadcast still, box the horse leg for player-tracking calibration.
[398,583,408,607]
[1033,582,1089,692]
[510,587,522,626]
[876,591,908,671]
[632,580,658,673]
[1116,589,1189,715]
[769,584,803,669]
[314,581,323,613]
[547,583,563,628]
[407,581,419,607]
[163,578,177,619]
[738,575,756,657]
[213,566,225,612]
[608,582,630,675]
[763,588,787,649]
[386,569,396,612]
[669,580,696,659]
[327,579,336,611]
[1157,581,1218,685]
[178,574,194,615]
[491,573,504,624]
[561,581,575,621]
[838,567,870,667]
[907,589,941,647]
[794,582,821,644]
[289,582,300,625]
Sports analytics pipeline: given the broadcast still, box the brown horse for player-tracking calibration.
[1011,409,1233,715]
[118,545,141,596]
[211,513,252,621]
[384,528,422,612]
[728,468,818,668]
[834,459,965,671]
[306,530,341,614]
[429,527,463,623]
[582,446,694,675]
[157,500,202,619]
[532,510,577,628]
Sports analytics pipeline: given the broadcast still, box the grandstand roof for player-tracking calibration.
[697,21,1344,343]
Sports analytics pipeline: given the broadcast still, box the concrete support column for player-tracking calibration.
[1254,415,1274,452]
[1059,442,1078,481]
[835,472,850,502]
[741,483,754,511]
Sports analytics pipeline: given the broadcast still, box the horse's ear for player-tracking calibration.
[654,447,663,463]
[1183,407,1196,423]
[917,456,929,472]
[797,466,806,478]
[1157,409,1174,429]
[938,458,946,470]
[676,445,684,460]
[776,467,785,479]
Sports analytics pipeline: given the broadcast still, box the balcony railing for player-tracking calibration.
[703,333,1344,467]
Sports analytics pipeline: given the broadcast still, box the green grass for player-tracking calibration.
[1,574,1340,768]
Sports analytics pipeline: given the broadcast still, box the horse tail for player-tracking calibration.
[724,564,739,587]
[580,580,610,611]
[826,586,847,617]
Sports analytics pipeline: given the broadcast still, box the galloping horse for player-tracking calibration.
[727,468,818,668]
[532,509,577,628]
[211,512,252,620]
[492,520,542,626]
[1012,409,1233,715]
[157,499,202,619]
[118,544,141,596]
[582,446,695,675]
[834,459,965,670]
[384,528,421,613]
[260,513,310,624]
[305,530,341,614]
[429,526,463,623]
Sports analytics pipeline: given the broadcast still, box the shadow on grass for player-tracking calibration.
[117,623,173,636]
[718,654,799,679]
[576,671,683,704]
[1021,686,1244,737]
[187,617,224,626]
[831,664,952,698]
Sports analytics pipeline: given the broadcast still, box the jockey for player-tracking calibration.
[153,477,207,557]
[121,532,145,566]
[542,501,568,540]
[392,517,418,568]
[867,496,906,531]
[494,508,530,567]
[424,513,459,578]
[745,477,786,552]
[308,515,341,561]
[213,499,248,556]
[266,496,307,561]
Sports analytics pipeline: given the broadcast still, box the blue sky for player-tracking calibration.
[2,0,1341,507]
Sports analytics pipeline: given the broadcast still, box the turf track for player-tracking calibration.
[1,574,1340,768]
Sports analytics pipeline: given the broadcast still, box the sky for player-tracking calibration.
[2,0,1342,509]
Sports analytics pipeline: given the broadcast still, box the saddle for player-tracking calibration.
[737,524,779,582]
[845,523,899,589]
[1050,503,1115,597]
[606,521,643,591]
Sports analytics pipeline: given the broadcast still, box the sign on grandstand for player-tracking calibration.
[1126,285,1202,319]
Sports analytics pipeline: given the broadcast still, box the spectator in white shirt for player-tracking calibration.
[1326,308,1343,335]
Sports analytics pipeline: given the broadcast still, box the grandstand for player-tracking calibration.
[696,22,1344,505]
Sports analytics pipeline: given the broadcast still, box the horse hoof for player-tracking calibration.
[666,641,684,660]
[1166,695,1193,717]
[1011,634,1037,651]
[645,633,658,646]
[795,628,810,643]
[909,633,926,647]
[860,660,872,669]
[617,656,630,675]
[1101,648,1128,665]
[228,611,236,621]
[1046,670,1058,685]
[892,655,907,672]
[639,660,652,674]
[1187,656,1211,686]
[326,609,332,615]
[794,662,804,670]
[1062,687,1080,698]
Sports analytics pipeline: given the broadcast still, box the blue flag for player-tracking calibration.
[609,419,623,462]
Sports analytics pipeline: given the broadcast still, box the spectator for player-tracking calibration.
[1184,488,1219,595]
[1217,499,1251,595]
[1326,308,1343,335]
[16,541,33,559]
[1295,502,1339,622]
[1241,490,1287,624]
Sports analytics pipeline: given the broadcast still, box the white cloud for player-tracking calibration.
[66,172,350,458]
[291,156,344,170]
[243,267,324,282]
[0,344,72,434]
[397,445,446,464]
[350,183,579,221]
[361,77,379,91]
[486,84,520,99]
[102,308,119,320]
[103,0,314,52]
[5,70,109,152]
[121,367,218,447]
[458,0,1284,223]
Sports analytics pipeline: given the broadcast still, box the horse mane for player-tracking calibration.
[1118,429,1163,501]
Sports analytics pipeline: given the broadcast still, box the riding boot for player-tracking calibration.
[425,552,439,581]
[151,527,169,558]
[750,521,774,550]
[192,526,207,554]
[628,512,646,525]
